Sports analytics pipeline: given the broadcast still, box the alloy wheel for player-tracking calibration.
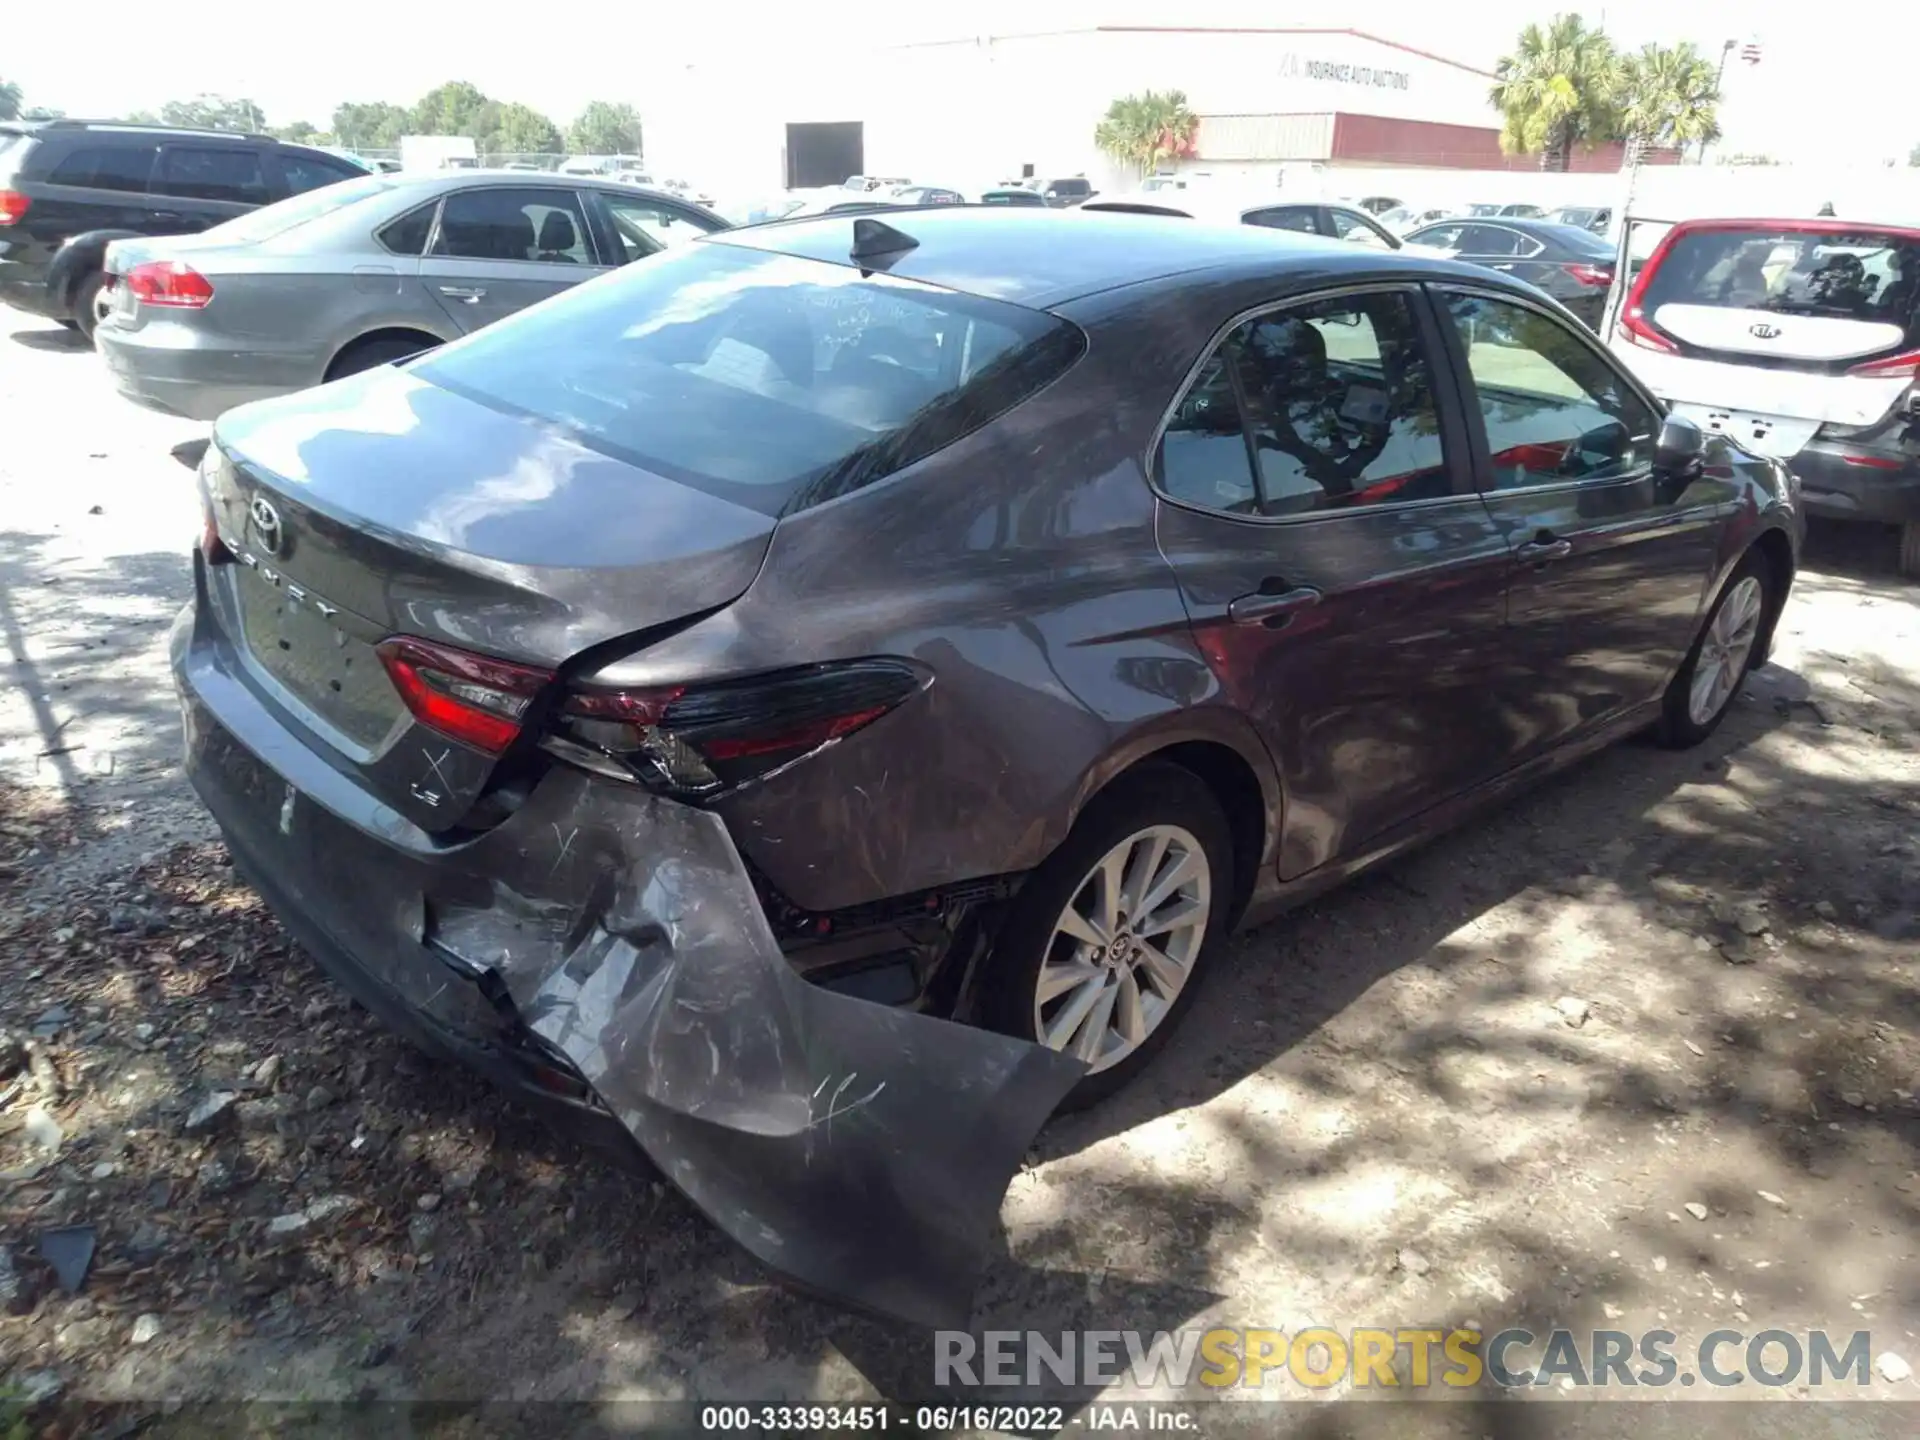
[1687,575,1764,726]
[1033,824,1212,1074]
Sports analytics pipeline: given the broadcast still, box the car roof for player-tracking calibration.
[374,169,702,204]
[709,205,1443,308]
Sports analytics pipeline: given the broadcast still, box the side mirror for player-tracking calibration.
[1653,414,1707,479]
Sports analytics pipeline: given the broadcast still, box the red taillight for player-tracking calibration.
[1618,304,1677,353]
[1563,263,1613,288]
[0,190,29,226]
[376,637,554,756]
[1847,349,1920,380]
[125,260,214,309]
[557,661,925,794]
[1840,453,1903,470]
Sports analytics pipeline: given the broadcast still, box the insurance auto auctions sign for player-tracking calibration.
[1279,51,1413,91]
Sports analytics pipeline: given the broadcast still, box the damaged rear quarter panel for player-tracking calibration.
[181,614,1083,1326]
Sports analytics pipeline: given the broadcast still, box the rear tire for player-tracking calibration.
[1656,551,1774,748]
[70,272,106,347]
[1900,521,1920,580]
[325,334,434,382]
[980,763,1234,1110]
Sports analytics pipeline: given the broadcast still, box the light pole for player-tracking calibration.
[1702,38,1736,162]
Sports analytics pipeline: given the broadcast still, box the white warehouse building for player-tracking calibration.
[640,25,1636,205]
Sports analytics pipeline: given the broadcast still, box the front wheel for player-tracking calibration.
[980,763,1234,1109]
[1657,553,1773,748]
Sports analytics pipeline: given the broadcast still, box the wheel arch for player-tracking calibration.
[323,326,444,382]
[1745,524,1797,667]
[1055,715,1282,929]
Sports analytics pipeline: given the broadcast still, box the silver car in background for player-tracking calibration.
[96,170,729,421]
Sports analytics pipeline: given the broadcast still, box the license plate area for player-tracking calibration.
[232,564,406,753]
[1672,403,1819,460]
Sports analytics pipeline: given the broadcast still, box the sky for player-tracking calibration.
[5,0,1912,164]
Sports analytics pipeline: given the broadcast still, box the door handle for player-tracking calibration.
[1228,584,1322,626]
[437,285,487,302]
[149,211,183,223]
[1516,536,1573,563]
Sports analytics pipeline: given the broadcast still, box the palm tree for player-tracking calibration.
[1095,90,1199,178]
[1489,15,1621,171]
[0,80,22,123]
[1617,42,1721,162]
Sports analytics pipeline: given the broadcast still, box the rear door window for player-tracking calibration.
[410,241,1086,516]
[1243,206,1323,235]
[1158,290,1454,517]
[1637,225,1920,358]
[432,187,593,264]
[156,146,270,204]
[45,145,156,193]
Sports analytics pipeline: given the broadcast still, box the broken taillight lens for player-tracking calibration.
[555,660,926,794]
[376,637,555,756]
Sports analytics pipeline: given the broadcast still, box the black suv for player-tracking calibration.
[0,120,368,342]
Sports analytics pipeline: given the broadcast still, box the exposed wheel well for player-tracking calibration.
[1748,528,1795,665]
[325,328,441,382]
[1120,741,1269,927]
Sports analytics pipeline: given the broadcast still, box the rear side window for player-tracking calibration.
[1640,226,1920,348]
[378,201,437,256]
[411,242,1085,516]
[157,147,269,204]
[46,145,156,193]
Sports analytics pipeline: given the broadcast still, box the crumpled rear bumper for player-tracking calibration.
[171,593,1084,1329]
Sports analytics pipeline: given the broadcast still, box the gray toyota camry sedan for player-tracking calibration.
[96,169,727,420]
[172,206,1802,1326]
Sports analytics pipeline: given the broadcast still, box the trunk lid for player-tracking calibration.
[204,365,775,821]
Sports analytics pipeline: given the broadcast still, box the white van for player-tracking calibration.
[1611,218,1920,574]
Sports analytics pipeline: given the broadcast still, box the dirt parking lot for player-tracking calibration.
[2,315,1919,1434]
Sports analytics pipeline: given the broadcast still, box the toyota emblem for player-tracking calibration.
[1749,323,1782,340]
[248,496,285,556]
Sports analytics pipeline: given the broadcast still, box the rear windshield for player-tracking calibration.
[411,241,1086,516]
[203,174,393,245]
[0,131,27,177]
[1641,226,1920,340]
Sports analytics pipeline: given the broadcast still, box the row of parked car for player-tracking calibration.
[3,118,1915,577]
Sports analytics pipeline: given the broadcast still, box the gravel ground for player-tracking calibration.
[3,316,1919,1434]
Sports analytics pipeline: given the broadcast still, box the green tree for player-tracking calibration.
[1094,90,1198,177]
[569,100,643,156]
[273,120,327,145]
[409,81,491,137]
[0,80,21,122]
[158,94,267,133]
[1617,41,1720,161]
[1489,14,1621,171]
[480,102,562,156]
[332,101,410,150]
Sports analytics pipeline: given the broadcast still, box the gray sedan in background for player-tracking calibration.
[96,170,728,421]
